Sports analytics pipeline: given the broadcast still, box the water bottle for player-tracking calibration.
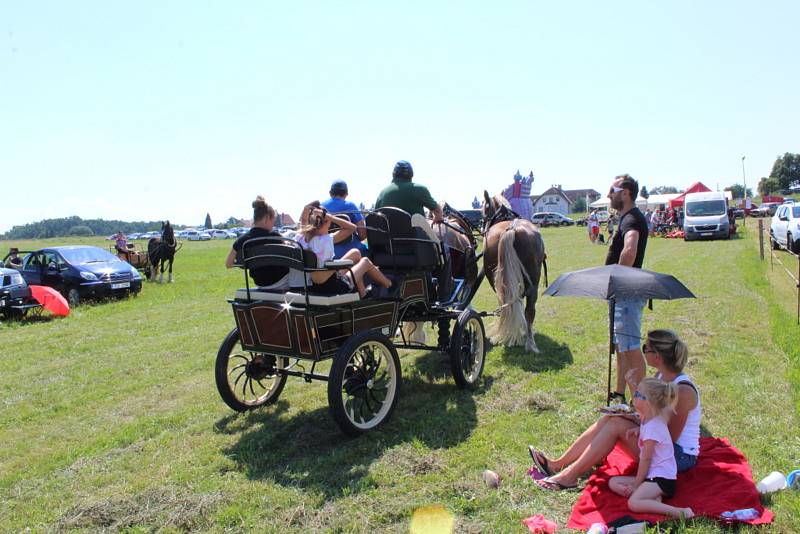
[587,523,608,534]
[720,508,760,521]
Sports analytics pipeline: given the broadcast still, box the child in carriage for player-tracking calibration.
[298,204,392,298]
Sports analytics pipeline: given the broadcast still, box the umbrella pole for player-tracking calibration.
[607,299,615,405]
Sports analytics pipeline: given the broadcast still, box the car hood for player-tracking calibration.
[76,261,135,275]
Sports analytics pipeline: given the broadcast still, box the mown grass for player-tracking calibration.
[1,227,799,533]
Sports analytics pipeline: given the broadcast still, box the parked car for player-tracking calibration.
[751,202,779,217]
[457,209,483,230]
[0,268,41,319]
[531,212,576,227]
[208,229,232,239]
[186,230,212,241]
[16,246,142,306]
[770,204,800,253]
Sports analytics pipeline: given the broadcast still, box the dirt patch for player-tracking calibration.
[55,487,224,532]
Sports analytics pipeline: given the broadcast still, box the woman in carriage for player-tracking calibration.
[297,204,392,298]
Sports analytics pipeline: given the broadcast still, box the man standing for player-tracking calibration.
[605,174,649,404]
[321,179,366,258]
[375,160,443,222]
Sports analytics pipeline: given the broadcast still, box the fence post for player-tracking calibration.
[758,219,764,260]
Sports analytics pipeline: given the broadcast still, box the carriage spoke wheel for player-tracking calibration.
[328,330,401,437]
[448,309,486,389]
[215,328,287,412]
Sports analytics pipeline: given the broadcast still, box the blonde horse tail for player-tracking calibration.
[488,226,531,350]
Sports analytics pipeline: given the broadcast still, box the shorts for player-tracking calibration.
[674,442,698,473]
[311,273,355,295]
[645,477,676,499]
[611,298,646,352]
[591,226,600,235]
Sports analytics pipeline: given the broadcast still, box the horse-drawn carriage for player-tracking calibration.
[110,244,151,278]
[215,199,545,436]
[215,207,492,436]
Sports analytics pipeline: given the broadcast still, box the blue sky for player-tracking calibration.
[1,1,798,232]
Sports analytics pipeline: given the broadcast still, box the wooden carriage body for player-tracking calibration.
[231,272,432,361]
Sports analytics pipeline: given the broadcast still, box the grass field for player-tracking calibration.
[2,226,800,533]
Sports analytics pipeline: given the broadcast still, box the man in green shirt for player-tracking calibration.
[375,161,444,222]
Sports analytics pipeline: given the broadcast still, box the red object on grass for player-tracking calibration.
[522,514,557,533]
[567,437,773,529]
[29,285,70,317]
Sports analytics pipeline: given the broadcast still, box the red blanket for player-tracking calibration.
[568,437,773,529]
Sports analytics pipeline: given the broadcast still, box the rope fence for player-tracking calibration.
[757,218,800,324]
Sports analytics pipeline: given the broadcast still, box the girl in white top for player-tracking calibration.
[298,205,392,297]
[609,378,694,519]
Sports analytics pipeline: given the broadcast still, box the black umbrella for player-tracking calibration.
[544,264,695,403]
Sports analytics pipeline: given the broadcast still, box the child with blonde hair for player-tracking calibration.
[609,378,694,519]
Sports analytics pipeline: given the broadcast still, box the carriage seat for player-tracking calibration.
[237,237,361,304]
[234,288,360,306]
[366,207,442,270]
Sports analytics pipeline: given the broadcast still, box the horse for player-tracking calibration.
[148,221,178,283]
[482,190,547,352]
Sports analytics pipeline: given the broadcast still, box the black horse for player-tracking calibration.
[148,221,178,283]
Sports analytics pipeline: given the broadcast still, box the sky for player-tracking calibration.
[1,1,798,232]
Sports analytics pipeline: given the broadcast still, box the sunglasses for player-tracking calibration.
[609,186,625,195]
[633,390,647,401]
[642,344,657,354]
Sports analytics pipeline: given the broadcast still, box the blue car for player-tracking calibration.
[17,246,142,306]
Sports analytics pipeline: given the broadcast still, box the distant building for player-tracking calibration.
[277,213,295,226]
[531,185,573,215]
[563,188,601,206]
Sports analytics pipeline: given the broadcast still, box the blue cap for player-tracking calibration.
[330,179,348,195]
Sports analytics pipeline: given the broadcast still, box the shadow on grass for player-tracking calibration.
[498,333,573,373]
[214,376,478,498]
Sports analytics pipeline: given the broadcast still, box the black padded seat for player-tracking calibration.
[366,207,441,270]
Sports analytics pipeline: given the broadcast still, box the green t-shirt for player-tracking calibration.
[374,180,437,216]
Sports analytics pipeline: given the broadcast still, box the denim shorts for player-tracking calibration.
[611,298,646,352]
[674,442,698,473]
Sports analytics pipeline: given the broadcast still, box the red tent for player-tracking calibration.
[669,182,712,208]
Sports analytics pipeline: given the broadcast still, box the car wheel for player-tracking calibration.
[66,288,80,307]
[770,232,780,250]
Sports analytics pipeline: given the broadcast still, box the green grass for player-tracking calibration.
[1,228,799,533]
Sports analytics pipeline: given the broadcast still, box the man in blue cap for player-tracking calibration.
[321,179,367,258]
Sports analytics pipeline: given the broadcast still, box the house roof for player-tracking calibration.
[534,187,573,205]
[562,189,601,203]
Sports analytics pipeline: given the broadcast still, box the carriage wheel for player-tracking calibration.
[214,328,288,412]
[448,308,486,389]
[327,330,401,437]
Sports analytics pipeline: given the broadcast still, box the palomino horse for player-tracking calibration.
[148,221,178,283]
[482,191,547,352]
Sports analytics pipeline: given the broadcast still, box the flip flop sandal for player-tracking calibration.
[528,445,554,477]
[535,477,578,491]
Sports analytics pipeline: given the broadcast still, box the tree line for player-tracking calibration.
[1,216,166,239]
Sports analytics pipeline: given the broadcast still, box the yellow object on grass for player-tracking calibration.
[409,505,454,534]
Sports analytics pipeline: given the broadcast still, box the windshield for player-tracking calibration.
[686,200,726,217]
[60,247,121,265]
[793,207,800,218]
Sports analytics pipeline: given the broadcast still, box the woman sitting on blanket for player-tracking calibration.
[297,204,392,297]
[530,329,701,491]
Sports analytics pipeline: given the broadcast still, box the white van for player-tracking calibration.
[683,191,729,241]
